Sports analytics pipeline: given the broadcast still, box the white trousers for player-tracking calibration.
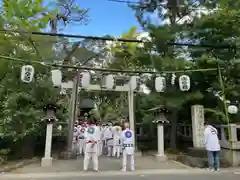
[122,150,134,170]
[78,139,85,155]
[112,145,121,158]
[83,152,98,171]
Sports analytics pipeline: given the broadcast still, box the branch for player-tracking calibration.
[175,0,200,24]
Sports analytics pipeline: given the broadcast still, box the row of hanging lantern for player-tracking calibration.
[20,65,191,92]
[155,74,190,92]
[80,71,190,92]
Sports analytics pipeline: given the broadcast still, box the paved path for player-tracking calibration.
[10,156,189,173]
[1,169,240,180]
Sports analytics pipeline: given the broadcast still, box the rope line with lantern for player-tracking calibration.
[0,54,222,93]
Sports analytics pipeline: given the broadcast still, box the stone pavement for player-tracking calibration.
[1,169,240,180]
[11,156,189,173]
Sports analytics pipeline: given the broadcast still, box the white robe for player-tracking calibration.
[121,128,134,155]
[83,125,99,171]
[121,128,135,170]
[104,127,113,146]
[78,125,86,154]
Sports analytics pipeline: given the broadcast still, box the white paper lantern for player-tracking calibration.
[80,71,91,88]
[21,65,34,83]
[51,69,62,87]
[155,76,166,92]
[103,74,116,90]
[228,105,238,114]
[179,75,191,91]
[129,76,140,90]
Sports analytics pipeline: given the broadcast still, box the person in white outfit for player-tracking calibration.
[101,124,107,154]
[104,123,114,156]
[95,123,102,156]
[78,124,86,155]
[204,121,221,172]
[83,123,99,172]
[121,122,135,171]
[112,125,122,158]
[72,122,80,154]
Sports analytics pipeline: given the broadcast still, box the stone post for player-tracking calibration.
[41,123,53,167]
[155,123,167,161]
[191,105,205,148]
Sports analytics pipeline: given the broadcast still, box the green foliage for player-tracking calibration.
[89,92,128,123]
[0,0,68,154]
[128,3,240,125]
[1,0,52,31]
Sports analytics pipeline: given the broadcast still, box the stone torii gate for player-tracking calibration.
[41,75,143,167]
[61,75,143,149]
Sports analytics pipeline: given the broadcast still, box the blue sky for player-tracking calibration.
[56,0,141,36]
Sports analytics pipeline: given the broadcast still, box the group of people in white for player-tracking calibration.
[72,120,135,172]
[71,117,220,172]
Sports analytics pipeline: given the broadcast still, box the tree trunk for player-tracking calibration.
[169,110,178,149]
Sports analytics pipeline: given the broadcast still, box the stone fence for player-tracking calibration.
[177,123,240,166]
[135,122,240,165]
[178,123,240,150]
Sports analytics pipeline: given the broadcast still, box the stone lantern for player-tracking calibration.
[41,104,57,167]
[148,106,169,161]
[43,104,57,123]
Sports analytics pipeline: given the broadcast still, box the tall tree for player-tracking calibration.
[0,0,67,157]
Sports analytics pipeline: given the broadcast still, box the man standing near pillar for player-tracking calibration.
[121,122,135,171]
[73,122,80,154]
[83,122,99,172]
[78,123,86,155]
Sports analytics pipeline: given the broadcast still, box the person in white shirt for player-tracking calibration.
[78,124,86,155]
[83,122,99,172]
[95,122,102,156]
[121,122,135,171]
[73,122,80,154]
[112,125,122,158]
[204,121,221,171]
[104,123,114,156]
